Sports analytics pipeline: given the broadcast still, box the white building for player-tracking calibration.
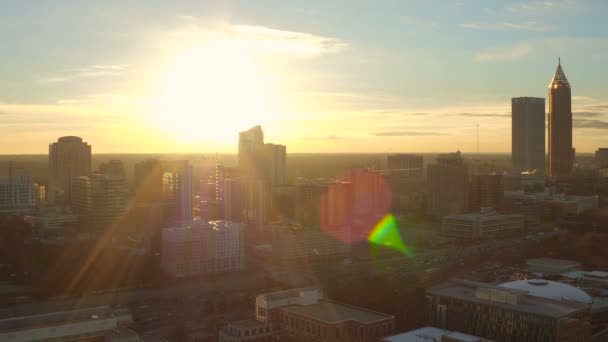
[0,167,34,210]
[24,206,79,239]
[0,306,138,342]
[442,208,524,238]
[161,220,245,277]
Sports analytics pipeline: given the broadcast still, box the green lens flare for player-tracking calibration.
[368,214,414,257]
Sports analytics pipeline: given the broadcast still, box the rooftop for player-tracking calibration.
[382,326,487,342]
[428,279,589,318]
[549,60,570,89]
[0,306,116,332]
[280,299,393,324]
[499,279,592,304]
[259,288,318,301]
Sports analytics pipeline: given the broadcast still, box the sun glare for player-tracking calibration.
[153,41,276,141]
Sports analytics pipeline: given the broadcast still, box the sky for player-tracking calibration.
[1,0,608,154]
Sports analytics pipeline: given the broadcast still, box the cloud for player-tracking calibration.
[39,65,129,83]
[474,43,531,62]
[169,20,346,58]
[370,131,444,137]
[506,0,582,12]
[460,21,553,32]
[303,135,345,140]
[574,112,602,118]
[454,113,510,117]
[573,119,608,129]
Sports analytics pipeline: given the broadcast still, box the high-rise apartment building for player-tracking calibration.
[427,152,468,218]
[48,136,92,203]
[470,174,503,211]
[238,125,286,185]
[548,60,574,180]
[238,125,265,177]
[262,143,287,185]
[512,97,546,174]
[72,174,128,231]
[224,177,269,232]
[387,154,423,177]
[161,220,245,277]
[134,159,164,204]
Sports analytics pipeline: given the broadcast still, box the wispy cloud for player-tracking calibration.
[370,131,444,137]
[474,42,531,62]
[39,65,129,84]
[573,119,608,129]
[454,113,510,118]
[574,112,602,118]
[303,135,345,140]
[460,21,553,32]
[506,0,583,13]
[401,16,439,28]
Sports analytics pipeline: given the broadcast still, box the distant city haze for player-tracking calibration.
[2,1,608,153]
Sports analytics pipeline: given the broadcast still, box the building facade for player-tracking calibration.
[426,279,591,342]
[0,166,34,210]
[24,206,79,239]
[596,148,608,169]
[548,61,574,180]
[387,154,424,177]
[48,136,91,203]
[219,319,275,342]
[162,160,193,222]
[427,152,468,218]
[72,174,128,231]
[512,97,546,174]
[442,208,524,239]
[470,174,504,212]
[161,220,245,277]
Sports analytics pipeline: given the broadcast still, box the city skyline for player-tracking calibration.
[2,1,608,154]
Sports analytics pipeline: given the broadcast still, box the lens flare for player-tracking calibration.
[368,214,414,257]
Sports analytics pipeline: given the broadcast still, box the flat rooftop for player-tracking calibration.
[280,299,393,324]
[260,288,318,301]
[428,280,589,318]
[0,306,116,332]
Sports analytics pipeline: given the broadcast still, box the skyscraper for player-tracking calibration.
[72,174,128,231]
[548,60,574,180]
[512,97,545,174]
[48,136,92,204]
[162,160,193,223]
[427,151,468,217]
[237,125,287,185]
[470,174,504,211]
[134,159,163,204]
[238,125,264,177]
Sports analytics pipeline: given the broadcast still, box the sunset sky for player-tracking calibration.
[1,0,608,154]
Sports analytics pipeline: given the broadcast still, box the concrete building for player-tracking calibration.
[161,220,245,277]
[294,178,329,228]
[596,148,608,169]
[442,208,524,239]
[504,189,598,216]
[24,206,78,239]
[0,166,34,210]
[48,136,91,203]
[512,97,546,174]
[427,152,468,218]
[470,174,503,212]
[387,154,424,177]
[427,279,592,341]
[224,177,269,233]
[72,174,128,231]
[238,125,287,186]
[503,171,545,191]
[98,159,126,179]
[219,319,274,342]
[548,60,574,180]
[256,288,395,341]
[382,326,492,342]
[0,306,138,342]
[134,159,164,204]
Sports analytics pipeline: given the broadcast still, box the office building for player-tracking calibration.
[427,152,468,218]
[294,179,329,227]
[134,159,164,203]
[321,180,354,230]
[0,166,34,210]
[442,208,524,239]
[504,189,598,216]
[502,172,545,191]
[161,220,245,277]
[24,206,78,240]
[48,136,91,203]
[72,174,128,231]
[256,288,395,341]
[596,148,608,169]
[220,319,275,342]
[382,326,492,342]
[470,174,503,211]
[548,60,574,180]
[387,154,423,177]
[0,306,138,342]
[224,177,269,232]
[512,97,546,174]
[238,125,287,185]
[426,279,591,341]
[98,159,126,179]
[162,160,193,222]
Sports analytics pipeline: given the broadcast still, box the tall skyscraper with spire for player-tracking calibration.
[548,59,573,180]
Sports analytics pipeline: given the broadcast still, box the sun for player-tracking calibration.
[153,41,276,141]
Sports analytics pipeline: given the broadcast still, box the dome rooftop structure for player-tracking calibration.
[549,58,570,89]
[499,279,592,304]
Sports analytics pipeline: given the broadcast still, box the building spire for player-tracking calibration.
[549,58,570,89]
